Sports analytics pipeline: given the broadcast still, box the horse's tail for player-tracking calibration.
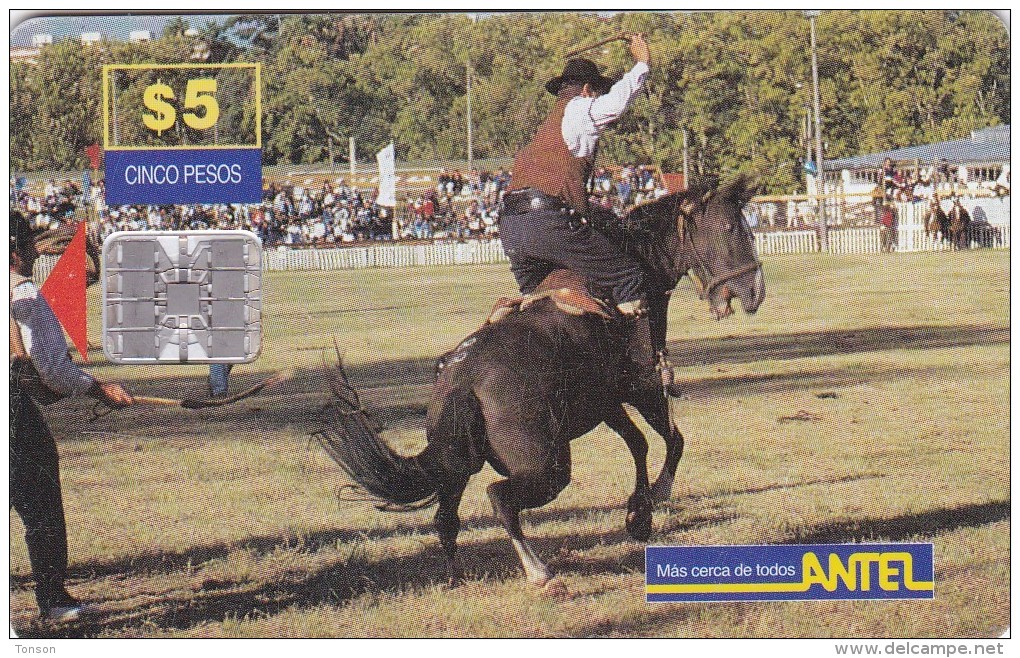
[317,350,437,509]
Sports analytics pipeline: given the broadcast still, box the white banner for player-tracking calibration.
[376,142,396,207]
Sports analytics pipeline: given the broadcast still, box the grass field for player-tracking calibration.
[10,249,1010,638]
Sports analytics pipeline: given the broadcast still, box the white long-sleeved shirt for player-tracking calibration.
[11,278,95,397]
[561,61,649,158]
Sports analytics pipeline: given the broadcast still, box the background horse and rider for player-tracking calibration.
[925,194,973,250]
[923,195,950,244]
[946,196,972,250]
[320,177,764,589]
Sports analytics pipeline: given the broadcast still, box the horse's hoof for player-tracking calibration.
[650,479,674,503]
[446,562,465,588]
[626,492,653,541]
[626,509,652,541]
[541,579,569,599]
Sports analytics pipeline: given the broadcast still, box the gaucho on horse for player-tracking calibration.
[321,179,764,590]
[497,34,669,403]
[319,36,765,590]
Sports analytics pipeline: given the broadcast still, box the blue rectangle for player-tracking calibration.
[646,543,934,602]
[105,148,262,205]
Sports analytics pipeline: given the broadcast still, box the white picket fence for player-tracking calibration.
[754,231,818,255]
[257,224,1008,272]
[749,224,1009,256]
[261,240,508,271]
[827,228,884,255]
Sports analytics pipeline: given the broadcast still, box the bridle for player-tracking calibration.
[680,210,762,301]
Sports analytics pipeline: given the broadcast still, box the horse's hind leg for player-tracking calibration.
[604,405,653,541]
[486,444,571,587]
[435,479,469,586]
[632,395,685,503]
[420,387,486,586]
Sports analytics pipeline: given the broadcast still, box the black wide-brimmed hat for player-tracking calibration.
[545,58,615,96]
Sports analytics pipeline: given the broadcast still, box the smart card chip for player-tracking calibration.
[102,231,262,364]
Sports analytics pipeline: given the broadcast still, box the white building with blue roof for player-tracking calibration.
[825,125,1010,194]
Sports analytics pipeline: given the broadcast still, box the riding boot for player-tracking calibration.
[619,304,681,401]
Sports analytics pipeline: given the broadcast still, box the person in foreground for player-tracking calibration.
[10,211,134,623]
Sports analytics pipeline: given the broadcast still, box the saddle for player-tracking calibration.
[486,270,613,324]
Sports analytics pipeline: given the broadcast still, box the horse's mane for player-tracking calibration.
[597,176,751,289]
[609,191,690,285]
[925,202,948,220]
[948,201,971,229]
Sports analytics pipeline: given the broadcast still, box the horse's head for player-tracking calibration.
[676,175,765,319]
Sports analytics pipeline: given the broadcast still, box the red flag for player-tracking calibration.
[85,143,102,170]
[40,221,89,362]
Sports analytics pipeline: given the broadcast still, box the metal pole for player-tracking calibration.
[467,14,477,172]
[349,136,356,179]
[682,129,689,186]
[805,107,812,184]
[466,57,473,171]
[809,12,828,252]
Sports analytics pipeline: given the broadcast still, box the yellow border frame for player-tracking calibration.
[103,62,261,151]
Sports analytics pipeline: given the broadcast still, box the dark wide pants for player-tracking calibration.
[10,387,72,610]
[499,209,645,305]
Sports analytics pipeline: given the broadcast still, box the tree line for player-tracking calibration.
[10,10,1009,193]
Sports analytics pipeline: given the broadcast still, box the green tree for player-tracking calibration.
[10,61,39,170]
[258,14,385,165]
[9,9,1010,189]
[25,40,110,170]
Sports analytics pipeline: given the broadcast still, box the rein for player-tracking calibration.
[689,261,762,300]
[680,214,762,300]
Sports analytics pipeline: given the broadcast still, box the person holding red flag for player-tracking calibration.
[10,211,133,622]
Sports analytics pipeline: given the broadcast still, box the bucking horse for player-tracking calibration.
[318,176,765,590]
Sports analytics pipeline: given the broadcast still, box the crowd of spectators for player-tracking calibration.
[10,178,82,232]
[878,157,1011,202]
[10,164,669,248]
[588,163,663,212]
[397,167,507,241]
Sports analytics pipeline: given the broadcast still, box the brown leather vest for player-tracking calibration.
[509,88,594,214]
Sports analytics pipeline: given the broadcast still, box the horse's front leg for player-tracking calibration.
[604,405,653,541]
[630,395,684,503]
